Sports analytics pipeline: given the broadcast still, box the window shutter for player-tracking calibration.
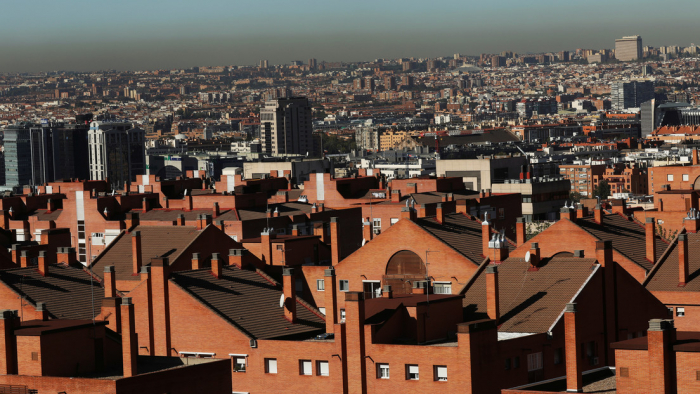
[437,366,447,379]
[302,360,312,375]
[409,365,419,374]
[268,359,277,373]
[319,361,329,376]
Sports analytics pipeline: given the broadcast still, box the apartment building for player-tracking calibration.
[259,97,313,156]
[88,121,146,189]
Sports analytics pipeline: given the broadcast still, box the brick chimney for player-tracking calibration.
[611,199,626,216]
[56,247,77,266]
[35,302,48,321]
[488,232,510,263]
[391,190,401,203]
[560,207,575,221]
[595,240,613,268]
[684,216,699,233]
[47,199,57,212]
[291,224,300,236]
[400,206,416,221]
[104,266,116,298]
[177,214,185,226]
[318,203,325,212]
[482,218,492,258]
[576,203,588,220]
[132,231,142,275]
[213,202,220,217]
[150,257,171,356]
[324,268,337,333]
[344,292,367,393]
[564,303,582,392]
[142,197,150,212]
[679,233,689,286]
[363,219,373,242]
[417,204,427,218]
[282,268,297,323]
[197,214,212,230]
[436,203,445,224]
[528,242,541,270]
[647,319,677,394]
[19,251,29,268]
[191,253,201,270]
[694,148,699,166]
[594,204,603,224]
[382,284,393,299]
[516,217,526,246]
[121,297,138,377]
[330,217,341,266]
[0,310,18,374]
[125,212,139,231]
[211,253,222,278]
[37,251,47,276]
[215,219,225,232]
[486,265,500,324]
[646,218,656,263]
[229,249,249,269]
[261,229,276,265]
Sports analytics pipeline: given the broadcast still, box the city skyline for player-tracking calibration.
[2,0,700,73]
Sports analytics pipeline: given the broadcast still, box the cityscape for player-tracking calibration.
[3,1,700,393]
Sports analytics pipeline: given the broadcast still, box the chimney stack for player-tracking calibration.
[282,268,297,323]
[646,218,657,264]
[142,197,150,212]
[488,231,510,263]
[594,204,603,224]
[560,207,575,221]
[192,253,201,270]
[125,212,140,231]
[324,268,337,333]
[482,218,492,258]
[177,214,185,226]
[211,253,222,278]
[37,250,48,276]
[486,265,500,324]
[400,206,416,221]
[229,249,249,269]
[104,266,116,298]
[121,297,138,377]
[647,319,677,394]
[215,219,225,232]
[565,303,583,392]
[35,302,48,321]
[261,229,275,265]
[515,217,526,246]
[0,310,18,374]
[436,203,445,224]
[213,202,220,217]
[391,190,401,203]
[576,203,588,220]
[363,218,373,242]
[679,234,689,286]
[528,242,541,270]
[382,285,393,299]
[595,240,613,268]
[330,217,341,266]
[132,231,142,275]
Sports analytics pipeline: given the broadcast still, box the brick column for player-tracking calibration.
[324,268,337,333]
[282,268,297,323]
[486,266,499,324]
[121,297,138,377]
[516,217,526,246]
[565,303,582,392]
[330,217,341,266]
[0,310,18,375]
[646,218,656,263]
[679,234,689,286]
[345,292,366,394]
[132,231,142,275]
[150,258,171,356]
[647,319,676,394]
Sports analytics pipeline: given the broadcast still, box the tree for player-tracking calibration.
[593,180,611,200]
[569,191,583,203]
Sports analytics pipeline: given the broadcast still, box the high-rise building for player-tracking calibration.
[491,55,506,68]
[29,122,89,185]
[615,35,643,61]
[558,51,570,62]
[4,123,32,188]
[611,80,654,109]
[88,121,146,189]
[259,59,269,69]
[259,97,313,156]
[384,76,396,90]
[309,58,317,69]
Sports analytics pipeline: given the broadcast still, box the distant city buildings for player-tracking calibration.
[611,80,654,110]
[88,121,146,188]
[260,97,313,156]
[615,35,643,61]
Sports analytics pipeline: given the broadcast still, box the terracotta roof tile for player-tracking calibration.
[646,232,700,292]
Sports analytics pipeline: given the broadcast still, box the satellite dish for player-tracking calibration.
[525,251,531,263]
[362,239,367,246]
[279,294,285,308]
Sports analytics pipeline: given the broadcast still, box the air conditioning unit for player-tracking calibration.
[249,339,257,348]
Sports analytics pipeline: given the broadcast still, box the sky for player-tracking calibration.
[1,0,700,73]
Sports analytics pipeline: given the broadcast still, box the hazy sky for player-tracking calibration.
[2,0,699,73]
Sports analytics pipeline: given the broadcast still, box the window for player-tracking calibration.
[696,370,700,381]
[232,356,246,372]
[373,218,381,235]
[433,282,452,294]
[406,364,419,380]
[677,307,685,317]
[505,358,511,370]
[684,174,689,182]
[276,245,284,250]
[317,279,325,291]
[377,363,390,379]
[339,280,349,292]
[31,352,38,361]
[434,365,447,381]
[554,348,562,365]
[513,356,520,369]
[498,208,505,219]
[265,358,277,374]
[317,360,329,376]
[318,307,325,315]
[300,360,312,375]
[390,218,399,226]
[619,367,629,378]
[668,174,674,181]
[295,278,303,292]
[527,352,543,371]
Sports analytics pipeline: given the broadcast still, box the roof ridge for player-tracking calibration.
[644,230,684,286]
[295,297,325,320]
[576,214,651,272]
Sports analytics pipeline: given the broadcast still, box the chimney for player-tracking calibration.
[0,310,18,375]
[150,257,171,356]
[10,246,19,265]
[267,208,273,218]
[35,302,48,321]
[611,199,626,216]
[488,232,510,263]
[142,197,150,212]
[482,219,492,258]
[121,297,138,378]
[215,219,225,232]
[391,190,401,203]
[228,249,248,269]
[647,319,677,394]
[515,217,526,246]
[331,217,341,266]
[418,204,427,218]
[211,253,222,278]
[646,218,656,264]
[446,193,454,202]
[694,148,699,166]
[679,234,689,286]
[282,268,297,323]
[37,250,48,276]
[197,214,212,230]
[177,214,185,226]
[56,247,77,266]
[191,253,201,270]
[132,231,142,275]
[595,240,613,268]
[684,216,700,233]
[324,268,337,333]
[344,292,367,393]
[528,242,541,270]
[318,203,325,212]
[19,251,28,268]
[162,196,169,209]
[594,204,603,224]
[408,182,417,194]
[382,285,393,299]
[363,219,373,242]
[486,265,500,324]
[273,208,280,217]
[261,229,276,265]
[104,266,116,298]
[560,207,575,221]
[436,203,445,224]
[564,303,582,393]
[47,199,57,212]
[291,224,301,236]
[185,195,193,210]
[125,212,140,231]
[213,202,220,217]
[576,203,587,220]
[400,206,416,221]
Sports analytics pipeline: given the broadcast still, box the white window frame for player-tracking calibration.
[434,365,447,381]
[339,280,349,292]
[316,279,325,291]
[390,218,399,226]
[668,174,674,181]
[319,307,326,315]
[377,363,390,379]
[230,354,247,372]
[317,360,329,376]
[684,174,689,182]
[265,358,277,374]
[300,359,312,376]
[179,351,214,358]
[340,309,346,322]
[406,364,419,380]
[432,282,452,295]
[373,218,381,234]
[677,307,685,317]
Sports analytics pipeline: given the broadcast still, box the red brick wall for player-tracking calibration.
[0,375,116,394]
[676,352,700,394]
[615,349,650,393]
